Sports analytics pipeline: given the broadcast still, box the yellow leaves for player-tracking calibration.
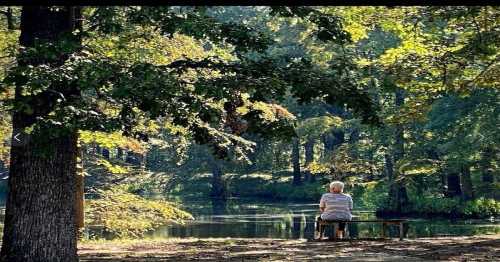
[85,186,193,238]
[86,28,208,66]
[163,122,189,136]
[379,39,429,66]
[252,101,279,122]
[308,161,330,175]
[325,6,379,42]
[0,112,10,163]
[0,28,19,57]
[79,130,146,154]
[237,99,296,123]
[380,19,406,36]
[298,115,343,138]
[424,131,433,140]
[358,181,379,190]
[96,159,129,174]
[396,159,438,177]
[345,23,368,42]
[379,48,403,66]
[328,144,378,178]
[355,58,372,67]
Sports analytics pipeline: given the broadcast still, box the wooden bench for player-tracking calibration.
[315,218,408,241]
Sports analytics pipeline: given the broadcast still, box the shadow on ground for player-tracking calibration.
[79,235,499,261]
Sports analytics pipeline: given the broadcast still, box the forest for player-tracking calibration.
[0,6,498,262]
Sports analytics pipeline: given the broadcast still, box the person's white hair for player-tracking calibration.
[329,181,344,192]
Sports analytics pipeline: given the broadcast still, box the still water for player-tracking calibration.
[144,198,499,240]
[0,196,498,240]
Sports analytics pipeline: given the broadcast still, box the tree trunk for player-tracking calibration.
[385,152,397,210]
[304,138,315,183]
[387,89,409,213]
[2,133,79,262]
[102,148,110,159]
[460,164,474,201]
[116,147,123,160]
[246,139,260,172]
[291,137,301,186]
[323,129,344,156]
[125,151,143,166]
[1,7,14,30]
[480,147,495,184]
[478,147,497,198]
[1,6,82,262]
[427,148,448,196]
[75,145,85,237]
[210,158,226,200]
[445,171,462,197]
[349,128,359,144]
[95,144,101,155]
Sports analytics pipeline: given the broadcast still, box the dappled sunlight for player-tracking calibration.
[79,235,500,261]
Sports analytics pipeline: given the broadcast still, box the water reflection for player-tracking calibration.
[211,199,227,215]
[0,194,497,240]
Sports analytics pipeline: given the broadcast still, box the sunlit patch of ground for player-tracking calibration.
[79,234,499,261]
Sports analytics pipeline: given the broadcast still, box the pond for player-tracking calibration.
[0,196,498,240]
[142,197,499,240]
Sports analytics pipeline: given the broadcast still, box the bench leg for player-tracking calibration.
[332,223,338,240]
[399,222,404,240]
[382,222,387,239]
[319,224,325,239]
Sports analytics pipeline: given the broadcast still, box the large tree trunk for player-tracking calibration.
[460,164,474,201]
[291,137,301,186]
[2,133,79,262]
[0,7,81,261]
[304,138,315,183]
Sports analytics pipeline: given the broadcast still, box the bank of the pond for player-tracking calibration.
[79,234,499,261]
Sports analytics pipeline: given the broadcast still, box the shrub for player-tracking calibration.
[405,195,499,218]
[462,198,500,217]
[85,185,193,239]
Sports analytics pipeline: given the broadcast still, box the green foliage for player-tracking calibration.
[95,159,128,174]
[462,198,500,217]
[407,196,499,218]
[409,196,462,216]
[85,185,193,239]
[296,115,342,139]
[1,6,499,224]
[269,182,325,201]
[351,181,388,210]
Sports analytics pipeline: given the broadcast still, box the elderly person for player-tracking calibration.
[316,181,353,239]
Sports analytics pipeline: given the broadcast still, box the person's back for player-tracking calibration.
[320,192,353,220]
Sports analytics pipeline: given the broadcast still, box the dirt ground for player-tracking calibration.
[79,234,499,261]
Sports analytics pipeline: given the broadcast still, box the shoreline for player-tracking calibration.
[79,234,499,261]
